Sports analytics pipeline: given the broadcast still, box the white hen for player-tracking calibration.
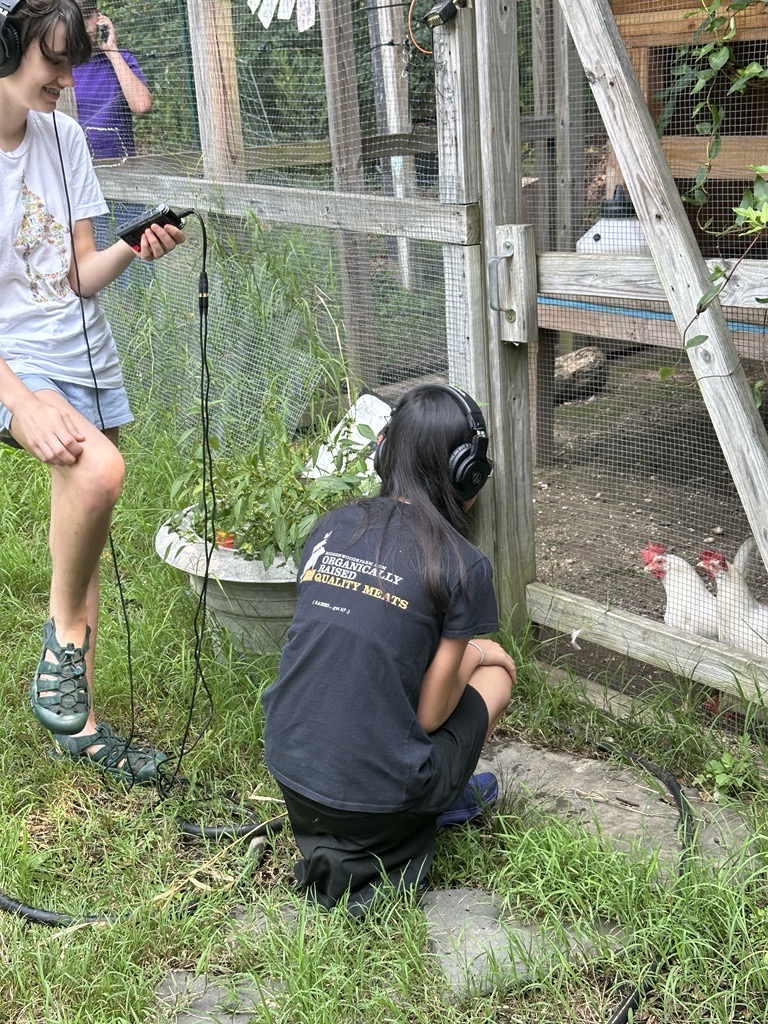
[642,542,717,638]
[698,549,768,657]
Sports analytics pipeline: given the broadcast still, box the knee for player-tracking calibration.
[76,443,126,510]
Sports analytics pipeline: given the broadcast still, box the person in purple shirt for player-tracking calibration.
[72,3,152,275]
[72,1,151,160]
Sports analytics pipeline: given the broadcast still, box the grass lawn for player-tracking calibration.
[1,406,767,1023]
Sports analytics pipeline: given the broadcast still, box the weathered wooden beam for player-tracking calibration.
[614,6,767,47]
[432,8,495,569]
[186,0,244,180]
[474,1,536,628]
[537,253,768,311]
[557,0,768,571]
[93,168,480,244]
[527,582,768,702]
[536,297,766,359]
[662,136,768,181]
[553,0,584,251]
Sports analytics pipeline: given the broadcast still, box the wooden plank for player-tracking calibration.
[536,298,766,359]
[662,136,768,180]
[94,168,482,245]
[538,253,768,310]
[559,0,768,574]
[432,7,496,569]
[318,0,378,387]
[553,1,584,250]
[474,1,536,628]
[527,582,768,702]
[612,1,693,16]
[532,0,554,251]
[615,7,766,47]
[531,0,556,467]
[186,0,244,180]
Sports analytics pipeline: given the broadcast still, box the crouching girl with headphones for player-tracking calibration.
[0,1,185,782]
[262,384,516,915]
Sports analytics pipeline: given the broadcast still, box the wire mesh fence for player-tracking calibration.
[87,1,451,451]
[77,1,768,670]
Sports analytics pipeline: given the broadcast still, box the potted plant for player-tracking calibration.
[156,389,388,653]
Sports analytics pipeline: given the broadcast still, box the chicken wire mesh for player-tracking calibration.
[72,0,768,667]
[83,0,451,446]
[525,0,768,669]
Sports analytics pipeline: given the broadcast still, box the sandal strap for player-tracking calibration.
[53,723,168,785]
[30,618,91,735]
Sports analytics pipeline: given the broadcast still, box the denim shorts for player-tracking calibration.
[0,374,133,448]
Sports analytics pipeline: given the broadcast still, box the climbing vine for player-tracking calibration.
[662,0,768,230]
[657,1,767,399]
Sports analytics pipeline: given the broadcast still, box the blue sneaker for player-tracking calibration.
[436,772,499,829]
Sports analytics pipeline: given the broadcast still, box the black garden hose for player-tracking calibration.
[597,740,698,1024]
[0,813,286,927]
[176,811,287,841]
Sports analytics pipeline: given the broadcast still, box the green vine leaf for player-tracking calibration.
[696,282,725,313]
[709,46,731,70]
[685,334,709,349]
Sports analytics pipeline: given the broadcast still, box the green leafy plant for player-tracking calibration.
[171,385,378,569]
[693,736,759,797]
[660,2,768,230]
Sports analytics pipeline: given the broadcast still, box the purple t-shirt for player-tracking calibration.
[73,51,148,159]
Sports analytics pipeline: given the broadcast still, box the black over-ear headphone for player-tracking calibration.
[0,0,23,78]
[374,383,493,502]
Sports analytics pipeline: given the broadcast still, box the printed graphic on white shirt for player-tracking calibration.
[16,176,70,304]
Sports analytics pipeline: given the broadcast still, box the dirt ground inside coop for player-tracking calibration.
[529,345,768,682]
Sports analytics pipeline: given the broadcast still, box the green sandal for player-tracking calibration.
[52,723,169,785]
[30,618,91,736]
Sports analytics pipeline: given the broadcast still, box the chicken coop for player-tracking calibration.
[88,1,768,707]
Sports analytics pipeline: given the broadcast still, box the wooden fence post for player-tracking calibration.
[186,0,244,181]
[432,9,497,571]
[318,0,378,388]
[473,2,537,629]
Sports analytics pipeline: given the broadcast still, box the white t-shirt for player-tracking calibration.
[0,111,123,388]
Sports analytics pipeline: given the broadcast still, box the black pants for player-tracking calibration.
[278,685,489,916]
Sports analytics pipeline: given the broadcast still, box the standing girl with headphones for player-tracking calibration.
[0,0,185,782]
[262,384,516,915]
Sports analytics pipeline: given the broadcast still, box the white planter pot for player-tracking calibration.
[155,514,298,653]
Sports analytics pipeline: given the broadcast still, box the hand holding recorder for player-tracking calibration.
[116,204,187,258]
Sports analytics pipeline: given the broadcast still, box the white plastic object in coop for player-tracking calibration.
[576,185,650,255]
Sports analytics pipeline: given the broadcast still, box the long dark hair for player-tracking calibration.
[370,385,489,611]
[9,0,91,68]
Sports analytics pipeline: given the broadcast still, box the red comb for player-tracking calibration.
[700,549,726,564]
[641,542,666,564]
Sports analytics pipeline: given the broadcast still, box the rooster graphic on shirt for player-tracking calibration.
[14,176,71,303]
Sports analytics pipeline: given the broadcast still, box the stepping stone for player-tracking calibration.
[155,968,284,1023]
[422,888,624,997]
[478,739,752,877]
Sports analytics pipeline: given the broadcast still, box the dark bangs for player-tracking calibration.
[15,1,92,67]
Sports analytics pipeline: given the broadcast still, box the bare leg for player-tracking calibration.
[467,666,513,741]
[48,424,120,736]
[14,393,166,781]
